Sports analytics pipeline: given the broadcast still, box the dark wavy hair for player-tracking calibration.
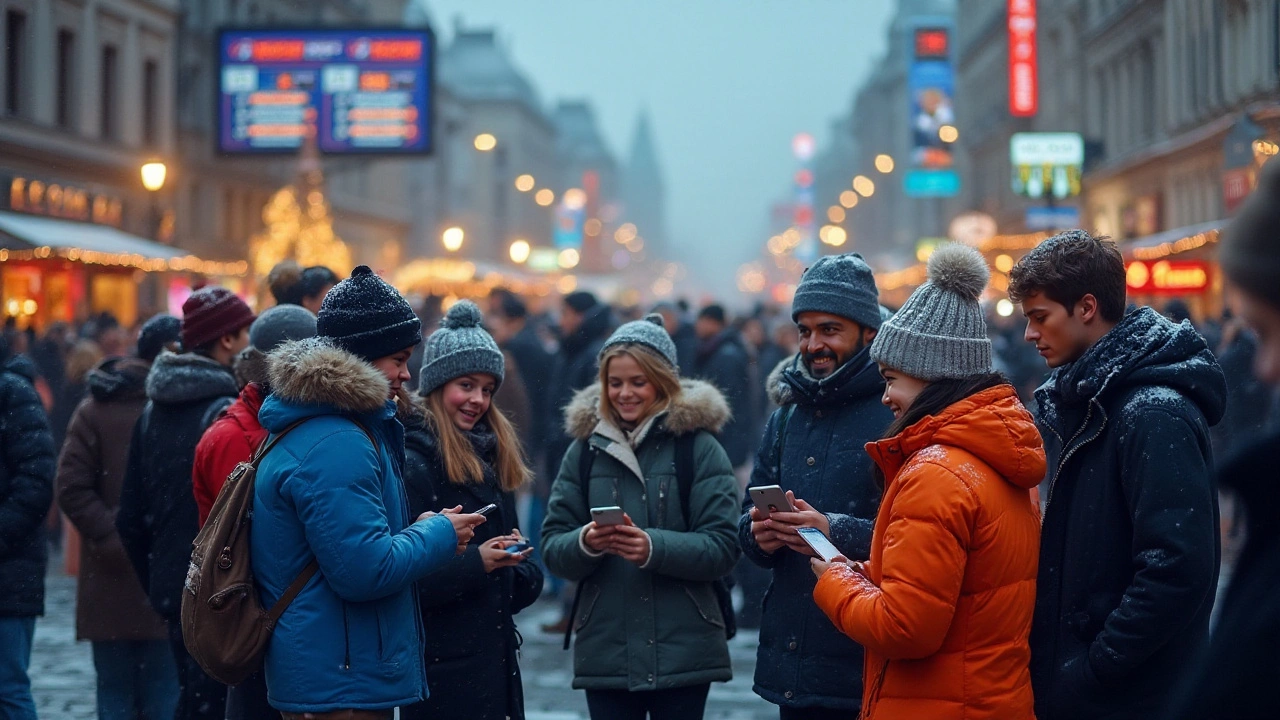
[268,262,339,306]
[873,371,1009,489]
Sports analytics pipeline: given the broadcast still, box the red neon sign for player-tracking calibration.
[1008,0,1038,117]
[914,29,949,59]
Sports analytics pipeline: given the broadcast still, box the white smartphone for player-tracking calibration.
[748,485,794,516]
[590,506,626,526]
[796,527,842,562]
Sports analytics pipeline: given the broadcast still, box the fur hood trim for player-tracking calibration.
[146,351,239,405]
[564,378,731,441]
[766,355,797,406]
[267,338,390,414]
[234,347,270,389]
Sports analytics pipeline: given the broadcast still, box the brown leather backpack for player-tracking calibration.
[180,417,374,685]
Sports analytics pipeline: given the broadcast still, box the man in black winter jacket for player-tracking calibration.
[692,305,754,470]
[0,334,56,720]
[117,288,254,720]
[739,254,891,720]
[1010,231,1226,720]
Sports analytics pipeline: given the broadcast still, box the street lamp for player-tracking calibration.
[939,125,959,143]
[140,161,167,241]
[853,176,875,197]
[474,133,497,151]
[514,174,535,192]
[874,154,895,173]
[442,226,465,252]
[535,189,555,207]
[509,239,531,263]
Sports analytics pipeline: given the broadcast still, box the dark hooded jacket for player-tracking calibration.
[1029,307,1227,720]
[0,345,56,617]
[738,349,891,711]
[400,415,543,720]
[1166,429,1280,720]
[56,357,169,640]
[545,304,613,478]
[116,351,239,622]
[693,329,754,467]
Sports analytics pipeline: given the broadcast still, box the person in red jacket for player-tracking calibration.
[190,304,316,720]
[193,305,317,524]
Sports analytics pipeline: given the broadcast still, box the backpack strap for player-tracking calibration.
[566,438,596,651]
[774,404,796,482]
[255,415,379,626]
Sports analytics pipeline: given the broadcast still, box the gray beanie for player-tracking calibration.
[870,243,993,381]
[251,305,318,353]
[792,253,883,329]
[600,313,680,369]
[418,300,504,395]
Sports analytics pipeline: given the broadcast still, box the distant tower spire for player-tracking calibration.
[623,109,669,256]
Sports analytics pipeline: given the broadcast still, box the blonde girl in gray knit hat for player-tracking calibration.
[399,298,541,720]
[540,314,743,719]
[809,243,1046,720]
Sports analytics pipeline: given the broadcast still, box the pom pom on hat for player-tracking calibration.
[927,244,990,302]
[442,299,484,329]
[418,299,504,396]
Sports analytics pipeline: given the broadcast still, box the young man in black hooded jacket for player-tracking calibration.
[1010,230,1226,720]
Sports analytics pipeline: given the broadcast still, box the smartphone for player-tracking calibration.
[749,485,794,516]
[796,527,842,562]
[504,541,534,554]
[474,503,498,517]
[590,506,626,526]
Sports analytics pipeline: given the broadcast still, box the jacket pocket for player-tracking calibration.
[683,584,725,629]
[574,582,602,631]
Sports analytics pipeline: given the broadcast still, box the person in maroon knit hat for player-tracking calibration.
[116,286,255,720]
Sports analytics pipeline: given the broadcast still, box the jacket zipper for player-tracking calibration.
[341,602,351,670]
[864,659,890,719]
[1045,400,1103,509]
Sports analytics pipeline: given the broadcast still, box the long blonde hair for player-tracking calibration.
[423,386,531,492]
[598,344,683,429]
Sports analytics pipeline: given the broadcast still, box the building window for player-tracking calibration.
[142,60,158,147]
[4,10,27,116]
[100,45,119,140]
[56,30,76,129]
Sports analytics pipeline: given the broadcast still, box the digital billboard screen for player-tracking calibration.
[216,28,433,155]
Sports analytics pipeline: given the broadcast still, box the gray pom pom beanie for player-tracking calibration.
[418,300,505,395]
[791,253,884,330]
[600,313,680,370]
[870,243,993,381]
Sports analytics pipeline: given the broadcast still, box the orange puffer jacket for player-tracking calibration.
[813,384,1044,720]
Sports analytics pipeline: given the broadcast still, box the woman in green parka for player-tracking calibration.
[541,313,741,720]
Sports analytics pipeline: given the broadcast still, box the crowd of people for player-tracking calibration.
[2,164,1280,720]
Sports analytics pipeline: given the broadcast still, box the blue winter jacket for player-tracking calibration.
[250,339,458,713]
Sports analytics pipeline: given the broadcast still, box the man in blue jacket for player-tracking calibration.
[251,267,485,717]
[1010,231,1226,720]
[739,254,892,720]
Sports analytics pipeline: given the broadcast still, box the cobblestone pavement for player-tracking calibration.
[31,562,778,720]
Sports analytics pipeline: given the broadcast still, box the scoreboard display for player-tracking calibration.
[216,28,433,155]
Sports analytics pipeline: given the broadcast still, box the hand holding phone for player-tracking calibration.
[590,506,626,526]
[748,486,794,516]
[504,540,534,554]
[796,527,842,562]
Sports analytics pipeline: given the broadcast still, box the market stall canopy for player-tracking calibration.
[1124,219,1224,261]
[0,210,248,276]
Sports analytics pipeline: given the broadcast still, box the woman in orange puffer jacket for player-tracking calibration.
[810,244,1044,720]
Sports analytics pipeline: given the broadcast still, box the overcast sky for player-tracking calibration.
[420,0,896,297]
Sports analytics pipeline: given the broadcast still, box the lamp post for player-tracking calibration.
[140,161,167,241]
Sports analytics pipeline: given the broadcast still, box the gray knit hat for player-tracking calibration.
[600,313,679,369]
[250,305,318,354]
[792,253,883,329]
[871,244,992,381]
[418,300,504,395]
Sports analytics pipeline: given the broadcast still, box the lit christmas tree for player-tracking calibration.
[250,135,353,281]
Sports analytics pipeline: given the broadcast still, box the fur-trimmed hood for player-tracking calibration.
[564,378,731,441]
[766,348,884,408]
[145,351,239,406]
[87,356,150,402]
[266,337,390,414]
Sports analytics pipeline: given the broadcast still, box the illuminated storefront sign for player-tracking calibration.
[1010,132,1083,199]
[1,175,124,227]
[904,19,960,198]
[1125,260,1211,294]
[1008,0,1038,117]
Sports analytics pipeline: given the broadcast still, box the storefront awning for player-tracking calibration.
[1124,219,1224,261]
[0,210,248,276]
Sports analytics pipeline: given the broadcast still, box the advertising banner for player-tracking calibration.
[217,28,433,154]
[1008,0,1038,117]
[1010,132,1083,199]
[904,20,960,198]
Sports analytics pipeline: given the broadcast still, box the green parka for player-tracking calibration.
[541,379,741,692]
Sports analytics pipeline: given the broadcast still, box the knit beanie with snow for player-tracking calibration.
[317,265,422,363]
[1222,158,1280,309]
[418,300,505,396]
[181,287,257,351]
[136,314,182,363]
[791,253,884,330]
[871,243,993,381]
[600,313,680,370]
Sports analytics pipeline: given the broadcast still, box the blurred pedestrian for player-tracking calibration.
[739,253,891,719]
[692,305,754,473]
[1167,157,1280,720]
[116,287,256,720]
[1009,230,1226,720]
[190,304,317,720]
[55,315,181,720]
[401,300,543,720]
[49,340,103,454]
[249,266,484,717]
[541,291,613,634]
[653,301,698,377]
[266,260,339,314]
[0,332,56,720]
[812,244,1042,720]
[542,314,740,720]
